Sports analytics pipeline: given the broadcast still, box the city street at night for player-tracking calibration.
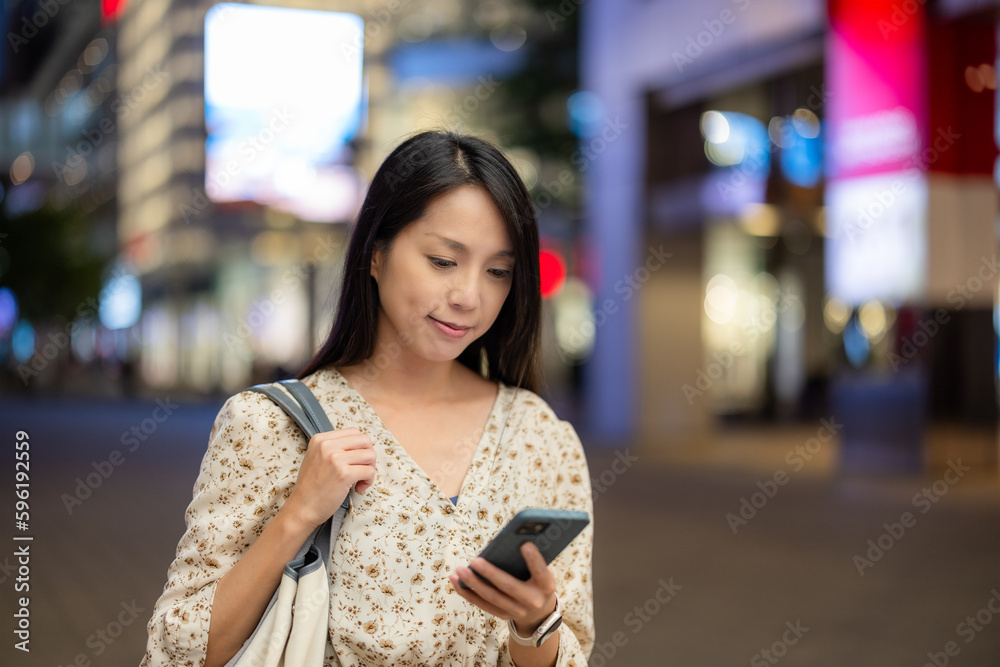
[1,395,997,666]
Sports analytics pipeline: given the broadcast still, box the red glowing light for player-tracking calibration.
[539,249,566,298]
[102,0,126,24]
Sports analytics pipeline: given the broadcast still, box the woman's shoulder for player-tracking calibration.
[504,383,580,445]
[211,369,344,428]
[504,386,590,500]
[222,367,347,411]
[506,384,555,418]
[207,386,289,444]
[215,386,270,417]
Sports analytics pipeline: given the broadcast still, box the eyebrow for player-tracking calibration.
[425,232,515,259]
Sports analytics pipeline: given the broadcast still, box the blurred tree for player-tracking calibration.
[0,202,108,324]
[492,0,581,210]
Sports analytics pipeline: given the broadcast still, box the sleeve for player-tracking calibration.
[497,415,595,667]
[140,390,295,667]
[547,419,596,667]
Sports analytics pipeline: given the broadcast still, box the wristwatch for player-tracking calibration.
[507,597,562,648]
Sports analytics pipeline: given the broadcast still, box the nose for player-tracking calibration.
[447,269,480,311]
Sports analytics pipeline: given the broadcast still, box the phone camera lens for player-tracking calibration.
[516,521,549,535]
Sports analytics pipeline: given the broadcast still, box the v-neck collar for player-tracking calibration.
[325,366,511,510]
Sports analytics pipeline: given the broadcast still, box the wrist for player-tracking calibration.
[274,499,318,540]
[512,594,558,635]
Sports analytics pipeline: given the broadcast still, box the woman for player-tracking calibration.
[141,130,595,666]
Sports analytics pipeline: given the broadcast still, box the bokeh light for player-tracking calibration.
[539,248,567,298]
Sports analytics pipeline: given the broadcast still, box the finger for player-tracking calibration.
[466,557,520,591]
[313,430,372,448]
[328,436,375,452]
[464,545,554,610]
[311,427,362,441]
[448,568,523,619]
[449,575,513,618]
[451,567,528,618]
[341,460,375,489]
[328,426,364,435]
[356,467,376,492]
[335,449,377,466]
[519,543,557,593]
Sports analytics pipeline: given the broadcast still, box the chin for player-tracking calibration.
[408,336,464,361]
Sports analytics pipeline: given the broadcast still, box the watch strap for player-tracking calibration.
[507,597,562,648]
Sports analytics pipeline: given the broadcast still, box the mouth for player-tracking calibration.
[428,316,472,337]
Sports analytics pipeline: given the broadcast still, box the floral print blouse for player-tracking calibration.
[140,366,595,666]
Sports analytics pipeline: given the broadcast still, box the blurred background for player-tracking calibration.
[0,0,999,665]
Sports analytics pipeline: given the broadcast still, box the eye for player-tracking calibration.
[429,257,455,269]
[489,269,512,280]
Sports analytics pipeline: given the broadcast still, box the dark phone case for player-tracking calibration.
[459,508,590,589]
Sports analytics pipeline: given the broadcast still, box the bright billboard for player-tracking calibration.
[204,3,365,222]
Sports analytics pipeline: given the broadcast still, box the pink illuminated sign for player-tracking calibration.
[826,0,927,181]
[825,0,929,306]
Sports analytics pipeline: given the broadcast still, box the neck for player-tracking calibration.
[338,321,473,407]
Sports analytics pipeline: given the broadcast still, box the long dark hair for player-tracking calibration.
[297,130,542,393]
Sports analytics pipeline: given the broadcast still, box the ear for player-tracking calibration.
[370,245,383,284]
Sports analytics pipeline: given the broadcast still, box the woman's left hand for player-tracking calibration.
[449,542,558,633]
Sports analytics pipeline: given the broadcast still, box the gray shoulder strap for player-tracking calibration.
[278,379,335,434]
[249,383,317,439]
[248,380,351,520]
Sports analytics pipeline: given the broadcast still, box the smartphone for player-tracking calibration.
[459,508,590,589]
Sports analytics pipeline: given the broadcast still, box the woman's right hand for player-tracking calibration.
[282,427,376,530]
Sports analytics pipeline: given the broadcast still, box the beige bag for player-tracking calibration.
[224,379,350,667]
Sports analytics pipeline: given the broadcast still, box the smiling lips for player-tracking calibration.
[429,316,471,338]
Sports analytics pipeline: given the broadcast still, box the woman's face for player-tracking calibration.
[370,185,515,364]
